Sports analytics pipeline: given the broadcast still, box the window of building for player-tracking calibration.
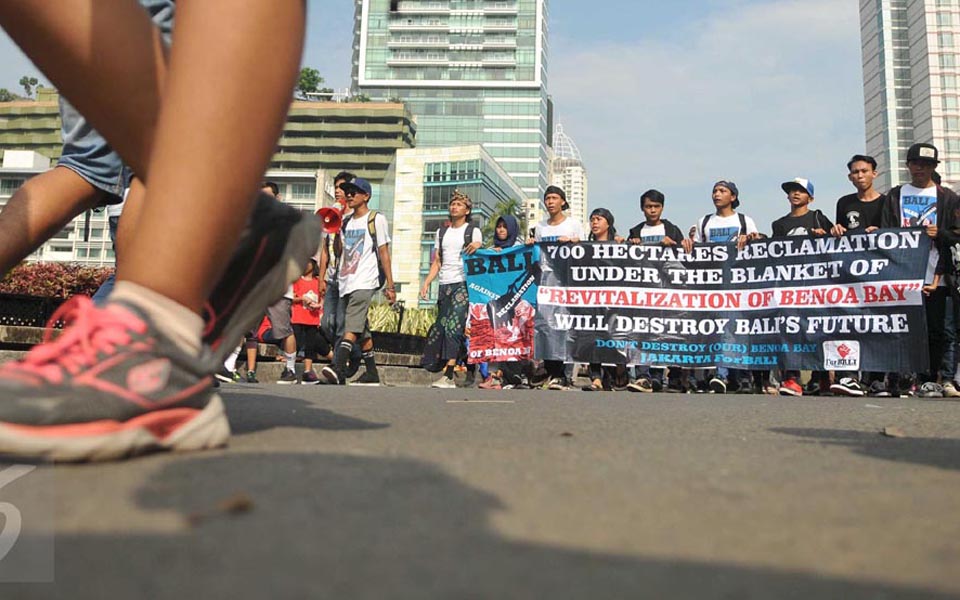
[938,13,954,26]
[88,248,101,258]
[290,182,316,200]
[946,116,960,130]
[0,178,25,196]
[939,32,955,48]
[943,74,958,89]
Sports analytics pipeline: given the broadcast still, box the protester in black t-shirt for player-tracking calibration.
[831,154,886,236]
[830,155,891,397]
[771,178,832,398]
[771,178,833,238]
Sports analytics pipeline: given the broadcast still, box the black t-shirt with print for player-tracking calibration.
[835,193,886,231]
[771,210,834,238]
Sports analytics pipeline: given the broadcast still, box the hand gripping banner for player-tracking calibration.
[534,230,931,372]
[464,245,541,364]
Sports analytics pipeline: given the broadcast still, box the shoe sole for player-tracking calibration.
[320,367,340,385]
[276,380,297,385]
[214,373,234,383]
[352,382,381,387]
[778,389,802,397]
[205,212,322,369]
[626,385,652,393]
[829,385,865,397]
[0,395,230,463]
[708,381,726,394]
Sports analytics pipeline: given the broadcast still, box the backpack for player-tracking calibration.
[438,222,478,263]
[701,212,747,242]
[342,210,387,289]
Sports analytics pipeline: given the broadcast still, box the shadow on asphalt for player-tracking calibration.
[771,428,960,472]
[6,452,952,599]
[220,392,389,435]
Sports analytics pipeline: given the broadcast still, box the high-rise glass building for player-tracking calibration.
[860,0,960,190]
[352,0,551,223]
[550,123,588,231]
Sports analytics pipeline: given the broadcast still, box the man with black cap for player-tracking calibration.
[682,181,760,394]
[881,142,960,398]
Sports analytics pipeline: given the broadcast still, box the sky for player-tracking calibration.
[0,0,866,233]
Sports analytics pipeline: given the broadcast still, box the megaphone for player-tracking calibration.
[316,201,345,234]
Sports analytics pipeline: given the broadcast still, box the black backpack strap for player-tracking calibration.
[437,225,449,263]
[700,215,710,241]
[463,223,477,250]
[738,212,747,236]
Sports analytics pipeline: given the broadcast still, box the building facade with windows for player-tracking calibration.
[861,0,960,190]
[389,144,527,306]
[352,0,551,225]
[0,94,415,265]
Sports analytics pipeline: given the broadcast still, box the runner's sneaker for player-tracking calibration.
[246,370,259,384]
[277,368,297,384]
[830,377,866,397]
[352,370,381,386]
[666,379,686,393]
[320,365,342,385]
[431,375,456,389]
[301,370,320,385]
[867,380,892,398]
[708,377,727,394]
[918,382,944,398]
[547,377,570,391]
[201,193,322,369]
[0,297,229,462]
[778,378,803,396]
[215,367,242,384]
[942,381,960,398]
[478,376,502,390]
[626,377,653,393]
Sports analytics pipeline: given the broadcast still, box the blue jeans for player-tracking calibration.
[321,278,346,342]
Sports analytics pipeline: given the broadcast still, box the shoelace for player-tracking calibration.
[2,296,148,384]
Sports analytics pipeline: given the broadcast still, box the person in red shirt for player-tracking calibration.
[292,259,328,384]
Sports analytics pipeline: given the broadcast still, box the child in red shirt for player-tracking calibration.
[292,259,328,383]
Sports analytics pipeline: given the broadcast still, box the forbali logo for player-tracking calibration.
[0,465,36,563]
[823,340,860,371]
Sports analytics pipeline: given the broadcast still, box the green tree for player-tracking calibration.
[295,67,324,100]
[0,88,20,102]
[347,93,371,103]
[18,75,38,98]
[481,198,527,245]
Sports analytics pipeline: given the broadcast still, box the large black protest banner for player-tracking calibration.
[535,230,931,372]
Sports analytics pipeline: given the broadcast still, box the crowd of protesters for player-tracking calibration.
[414,142,960,399]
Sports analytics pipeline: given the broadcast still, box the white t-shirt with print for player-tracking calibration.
[691,213,759,243]
[338,212,391,297]
[535,216,584,242]
[638,223,666,245]
[900,184,941,285]
[435,223,483,285]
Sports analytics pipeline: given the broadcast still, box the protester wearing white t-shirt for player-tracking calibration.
[420,191,483,389]
[530,185,583,390]
[880,143,960,398]
[321,178,395,387]
[682,180,761,395]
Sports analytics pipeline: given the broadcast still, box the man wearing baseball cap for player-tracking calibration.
[881,143,960,398]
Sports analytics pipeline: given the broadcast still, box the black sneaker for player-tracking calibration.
[830,377,866,397]
[320,365,342,385]
[353,370,381,386]
[462,371,476,388]
[0,298,229,462]
[246,370,259,384]
[215,367,242,384]
[277,368,297,384]
[666,379,685,393]
[201,192,322,369]
[867,380,891,398]
[708,377,727,394]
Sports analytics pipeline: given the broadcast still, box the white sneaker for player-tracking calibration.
[942,381,960,398]
[431,375,456,389]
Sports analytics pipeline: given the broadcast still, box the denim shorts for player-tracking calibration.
[56,0,175,203]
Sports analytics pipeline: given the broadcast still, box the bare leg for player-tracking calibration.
[0,0,305,312]
[114,178,146,267]
[0,167,106,275]
[117,0,304,311]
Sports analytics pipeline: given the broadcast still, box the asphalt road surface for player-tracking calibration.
[2,384,959,599]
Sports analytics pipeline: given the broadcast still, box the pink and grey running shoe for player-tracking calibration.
[0,297,229,462]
